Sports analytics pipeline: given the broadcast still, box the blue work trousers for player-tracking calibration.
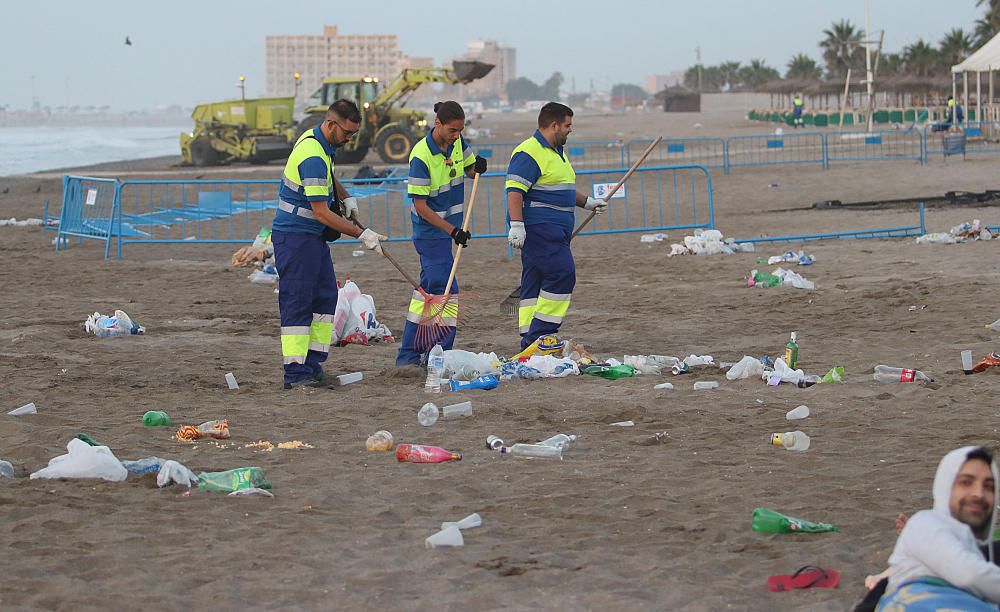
[395,238,459,365]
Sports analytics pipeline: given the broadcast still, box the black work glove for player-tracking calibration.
[474,155,487,174]
[450,227,471,247]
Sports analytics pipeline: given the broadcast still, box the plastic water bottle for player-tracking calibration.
[417,402,439,426]
[0,460,14,478]
[770,431,811,451]
[442,401,472,419]
[873,365,933,383]
[538,434,576,450]
[425,345,444,394]
[142,410,171,426]
[500,443,563,459]
[121,457,165,474]
[486,435,505,450]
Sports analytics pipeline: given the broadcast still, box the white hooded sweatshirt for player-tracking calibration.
[885,445,1000,602]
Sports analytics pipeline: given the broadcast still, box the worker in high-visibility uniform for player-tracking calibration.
[395,101,487,366]
[792,93,804,128]
[505,102,606,351]
[272,99,386,389]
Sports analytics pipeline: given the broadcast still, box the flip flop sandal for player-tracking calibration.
[767,565,841,592]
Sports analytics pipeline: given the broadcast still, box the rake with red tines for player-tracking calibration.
[413,172,481,351]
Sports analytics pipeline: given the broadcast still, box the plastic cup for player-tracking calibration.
[225,372,239,390]
[8,402,37,416]
[442,401,472,418]
[417,402,439,426]
[961,350,974,374]
[786,405,810,420]
[425,525,464,548]
[336,372,363,386]
[441,513,482,531]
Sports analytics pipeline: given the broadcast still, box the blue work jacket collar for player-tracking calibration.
[533,129,565,159]
[425,128,457,158]
[312,126,338,158]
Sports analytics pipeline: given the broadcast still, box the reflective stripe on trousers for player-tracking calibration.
[518,223,575,348]
[396,238,459,366]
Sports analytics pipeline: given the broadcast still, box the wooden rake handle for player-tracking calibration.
[570,136,663,241]
[351,217,429,299]
[441,171,481,298]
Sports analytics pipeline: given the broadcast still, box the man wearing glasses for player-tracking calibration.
[272,99,386,389]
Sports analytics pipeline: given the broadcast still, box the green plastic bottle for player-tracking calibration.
[751,507,838,534]
[197,467,271,493]
[582,364,636,380]
[142,410,171,427]
[76,433,102,446]
[784,332,799,369]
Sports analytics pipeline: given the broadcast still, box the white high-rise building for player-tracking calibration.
[265,25,414,98]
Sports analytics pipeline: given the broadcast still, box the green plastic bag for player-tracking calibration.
[197,467,272,493]
[751,507,838,534]
[820,365,845,383]
[752,271,781,287]
[582,364,636,380]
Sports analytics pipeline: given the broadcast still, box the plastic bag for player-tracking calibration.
[442,350,501,380]
[156,460,198,487]
[248,267,278,284]
[176,420,230,441]
[84,310,145,337]
[30,438,128,482]
[726,355,766,380]
[762,357,804,385]
[333,280,393,345]
[521,355,579,377]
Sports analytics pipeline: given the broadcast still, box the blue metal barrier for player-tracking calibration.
[726,132,827,170]
[56,175,120,259]
[734,203,926,243]
[923,121,1000,161]
[471,140,624,169]
[625,138,728,174]
[105,164,713,258]
[824,128,924,164]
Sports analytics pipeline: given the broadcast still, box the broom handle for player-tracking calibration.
[441,171,480,298]
[351,217,427,296]
[570,136,662,241]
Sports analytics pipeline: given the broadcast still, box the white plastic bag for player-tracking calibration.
[763,357,805,385]
[521,355,578,377]
[30,438,128,482]
[442,350,501,380]
[84,309,145,337]
[333,280,393,345]
[156,460,198,488]
[726,355,766,380]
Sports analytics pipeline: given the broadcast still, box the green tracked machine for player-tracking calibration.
[180,60,493,167]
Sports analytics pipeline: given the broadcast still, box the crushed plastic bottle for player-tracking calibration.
[365,430,394,451]
[538,434,576,450]
[197,467,271,493]
[84,310,145,337]
[425,345,444,394]
[873,365,933,383]
[770,431,811,451]
[500,443,563,459]
[121,457,165,474]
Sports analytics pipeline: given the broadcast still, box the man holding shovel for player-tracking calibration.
[395,101,488,366]
[505,102,606,352]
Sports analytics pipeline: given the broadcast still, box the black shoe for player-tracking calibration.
[283,378,323,390]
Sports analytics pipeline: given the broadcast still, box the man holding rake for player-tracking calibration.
[395,101,488,366]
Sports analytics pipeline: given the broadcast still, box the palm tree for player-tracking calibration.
[974,18,997,47]
[878,52,904,77]
[739,59,780,91]
[820,20,863,78]
[939,28,975,67]
[978,0,1000,29]
[718,61,742,91]
[786,53,822,80]
[902,39,940,77]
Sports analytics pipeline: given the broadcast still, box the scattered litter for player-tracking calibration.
[654,382,674,390]
[396,444,462,463]
[448,375,499,391]
[418,402,439,426]
[748,267,815,290]
[176,420,231,441]
[84,309,145,337]
[610,420,634,427]
[121,457,165,474]
[624,354,679,375]
[443,350,501,380]
[726,356,766,380]
[197,467,271,492]
[276,440,313,449]
[582,364,636,379]
[786,405,810,420]
[768,183,780,189]
[156,460,198,487]
[426,525,464,548]
[916,219,992,244]
[501,355,578,380]
[336,371,363,386]
[248,266,279,284]
[668,228,754,256]
[142,410,171,426]
[229,487,275,498]
[8,402,37,416]
[240,440,314,451]
[0,460,14,478]
[366,430,394,451]
[640,233,668,243]
[987,318,1000,332]
[771,430,811,451]
[765,250,813,266]
[693,381,719,390]
[334,280,394,345]
[500,443,563,459]
[0,218,44,227]
[441,513,482,531]
[763,357,805,386]
[486,435,505,450]
[30,438,128,482]
[908,305,927,312]
[968,352,1000,374]
[752,507,838,533]
[225,372,239,389]
[351,250,365,257]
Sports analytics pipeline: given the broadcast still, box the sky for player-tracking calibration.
[0,0,984,111]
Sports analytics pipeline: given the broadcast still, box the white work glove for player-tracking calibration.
[342,196,358,220]
[583,196,607,214]
[507,221,526,250]
[359,228,387,254]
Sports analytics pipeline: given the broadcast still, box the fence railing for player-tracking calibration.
[471,140,625,170]
[59,164,714,258]
[922,121,1000,161]
[824,128,924,164]
[626,137,728,174]
[725,132,827,170]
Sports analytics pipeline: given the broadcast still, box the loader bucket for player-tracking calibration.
[452,61,495,83]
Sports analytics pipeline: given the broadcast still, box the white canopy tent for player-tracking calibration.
[952,31,1000,122]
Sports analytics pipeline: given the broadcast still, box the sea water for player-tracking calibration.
[0,126,185,177]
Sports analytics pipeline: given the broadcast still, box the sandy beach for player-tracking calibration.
[2,105,1000,611]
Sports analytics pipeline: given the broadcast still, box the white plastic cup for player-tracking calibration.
[225,372,239,390]
[441,513,482,531]
[654,382,674,390]
[610,420,634,427]
[442,401,472,418]
[786,405,810,420]
[418,402,439,427]
[425,525,464,548]
[961,350,974,374]
[8,402,37,416]
[336,372,363,386]
[693,381,719,390]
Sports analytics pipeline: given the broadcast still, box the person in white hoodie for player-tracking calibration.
[875,446,1000,611]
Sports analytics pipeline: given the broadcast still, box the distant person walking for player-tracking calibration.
[395,101,486,366]
[271,99,386,389]
[792,93,805,128]
[505,102,606,353]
